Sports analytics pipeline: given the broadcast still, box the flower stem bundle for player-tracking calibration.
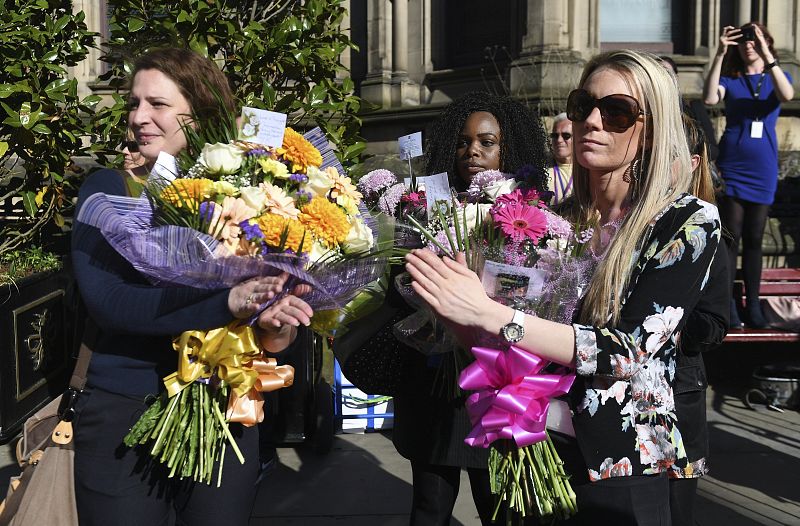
[489,435,577,524]
[124,382,243,486]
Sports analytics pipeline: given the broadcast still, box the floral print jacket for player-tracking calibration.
[570,194,721,482]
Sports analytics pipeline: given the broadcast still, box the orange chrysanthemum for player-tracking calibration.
[161,178,214,210]
[257,213,308,253]
[277,128,322,173]
[299,196,350,248]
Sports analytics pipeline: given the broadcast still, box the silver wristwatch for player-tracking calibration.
[500,309,525,343]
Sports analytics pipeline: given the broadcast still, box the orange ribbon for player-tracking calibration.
[225,357,295,426]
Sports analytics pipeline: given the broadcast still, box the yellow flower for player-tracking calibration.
[257,213,308,253]
[327,167,363,214]
[211,180,238,196]
[161,178,214,210]
[277,128,322,173]
[299,196,350,248]
[258,158,289,180]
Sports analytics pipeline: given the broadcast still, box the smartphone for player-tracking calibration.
[741,25,756,41]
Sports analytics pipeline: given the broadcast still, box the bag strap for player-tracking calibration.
[69,316,97,391]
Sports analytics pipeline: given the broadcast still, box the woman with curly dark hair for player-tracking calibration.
[390,92,549,525]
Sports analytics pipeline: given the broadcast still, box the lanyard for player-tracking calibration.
[743,72,767,100]
[553,164,573,203]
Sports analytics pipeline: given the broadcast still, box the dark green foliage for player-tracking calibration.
[0,0,99,257]
[94,0,364,167]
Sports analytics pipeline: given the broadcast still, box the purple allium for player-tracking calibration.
[377,183,405,216]
[358,169,397,196]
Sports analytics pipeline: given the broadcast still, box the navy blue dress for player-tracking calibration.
[717,72,792,205]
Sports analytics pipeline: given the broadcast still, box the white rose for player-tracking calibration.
[200,142,243,174]
[304,166,334,198]
[344,216,374,253]
[457,203,493,231]
[240,186,267,212]
[307,241,332,264]
[483,178,519,202]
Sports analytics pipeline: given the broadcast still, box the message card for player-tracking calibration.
[238,107,287,148]
[481,260,547,304]
[398,131,423,160]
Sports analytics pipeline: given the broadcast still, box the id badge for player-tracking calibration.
[751,121,764,139]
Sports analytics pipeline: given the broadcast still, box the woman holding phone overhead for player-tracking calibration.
[406,50,721,524]
[703,22,794,329]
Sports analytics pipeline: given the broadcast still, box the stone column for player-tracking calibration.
[70,0,104,99]
[360,0,393,108]
[390,0,420,106]
[509,0,596,112]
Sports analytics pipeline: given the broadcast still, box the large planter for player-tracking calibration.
[0,268,75,443]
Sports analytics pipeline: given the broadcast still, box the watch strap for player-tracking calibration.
[765,59,779,70]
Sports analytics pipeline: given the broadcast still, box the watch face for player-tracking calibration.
[502,323,524,343]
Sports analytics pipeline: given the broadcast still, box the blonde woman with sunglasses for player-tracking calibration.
[405,50,722,524]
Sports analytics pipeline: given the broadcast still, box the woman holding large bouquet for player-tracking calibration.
[406,50,722,523]
[389,91,549,525]
[71,48,312,526]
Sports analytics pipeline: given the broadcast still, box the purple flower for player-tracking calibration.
[289,173,308,184]
[295,189,313,205]
[239,219,264,241]
[199,201,217,223]
[543,209,573,239]
[466,170,509,198]
[378,183,405,216]
[576,227,594,244]
[246,148,268,157]
[358,169,397,196]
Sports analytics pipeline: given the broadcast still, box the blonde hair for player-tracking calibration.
[573,50,693,326]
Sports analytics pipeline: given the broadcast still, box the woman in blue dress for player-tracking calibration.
[703,22,794,328]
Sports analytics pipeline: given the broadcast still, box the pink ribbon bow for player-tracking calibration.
[458,345,575,448]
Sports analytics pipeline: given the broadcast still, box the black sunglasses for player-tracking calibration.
[566,89,645,131]
[124,140,139,153]
[550,132,572,141]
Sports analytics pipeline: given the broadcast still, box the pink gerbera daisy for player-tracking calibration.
[492,202,547,243]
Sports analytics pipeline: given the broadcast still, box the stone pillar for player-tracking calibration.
[509,0,596,112]
[70,0,104,99]
[737,0,752,25]
[360,0,393,108]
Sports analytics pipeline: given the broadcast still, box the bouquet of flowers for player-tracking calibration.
[405,173,595,522]
[77,119,386,485]
[357,168,428,248]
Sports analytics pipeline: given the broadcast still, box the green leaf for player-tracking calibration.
[32,123,51,134]
[0,84,17,98]
[308,85,327,107]
[22,191,38,217]
[0,141,8,157]
[128,18,145,32]
[54,213,65,228]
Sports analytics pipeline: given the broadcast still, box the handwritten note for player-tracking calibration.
[398,131,423,160]
[238,107,287,148]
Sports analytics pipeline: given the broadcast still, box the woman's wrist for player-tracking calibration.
[481,299,515,338]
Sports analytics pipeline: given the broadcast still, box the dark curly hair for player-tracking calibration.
[423,92,549,192]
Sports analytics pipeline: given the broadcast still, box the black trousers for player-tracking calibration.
[551,433,672,526]
[409,462,496,526]
[73,387,259,526]
[668,478,698,526]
